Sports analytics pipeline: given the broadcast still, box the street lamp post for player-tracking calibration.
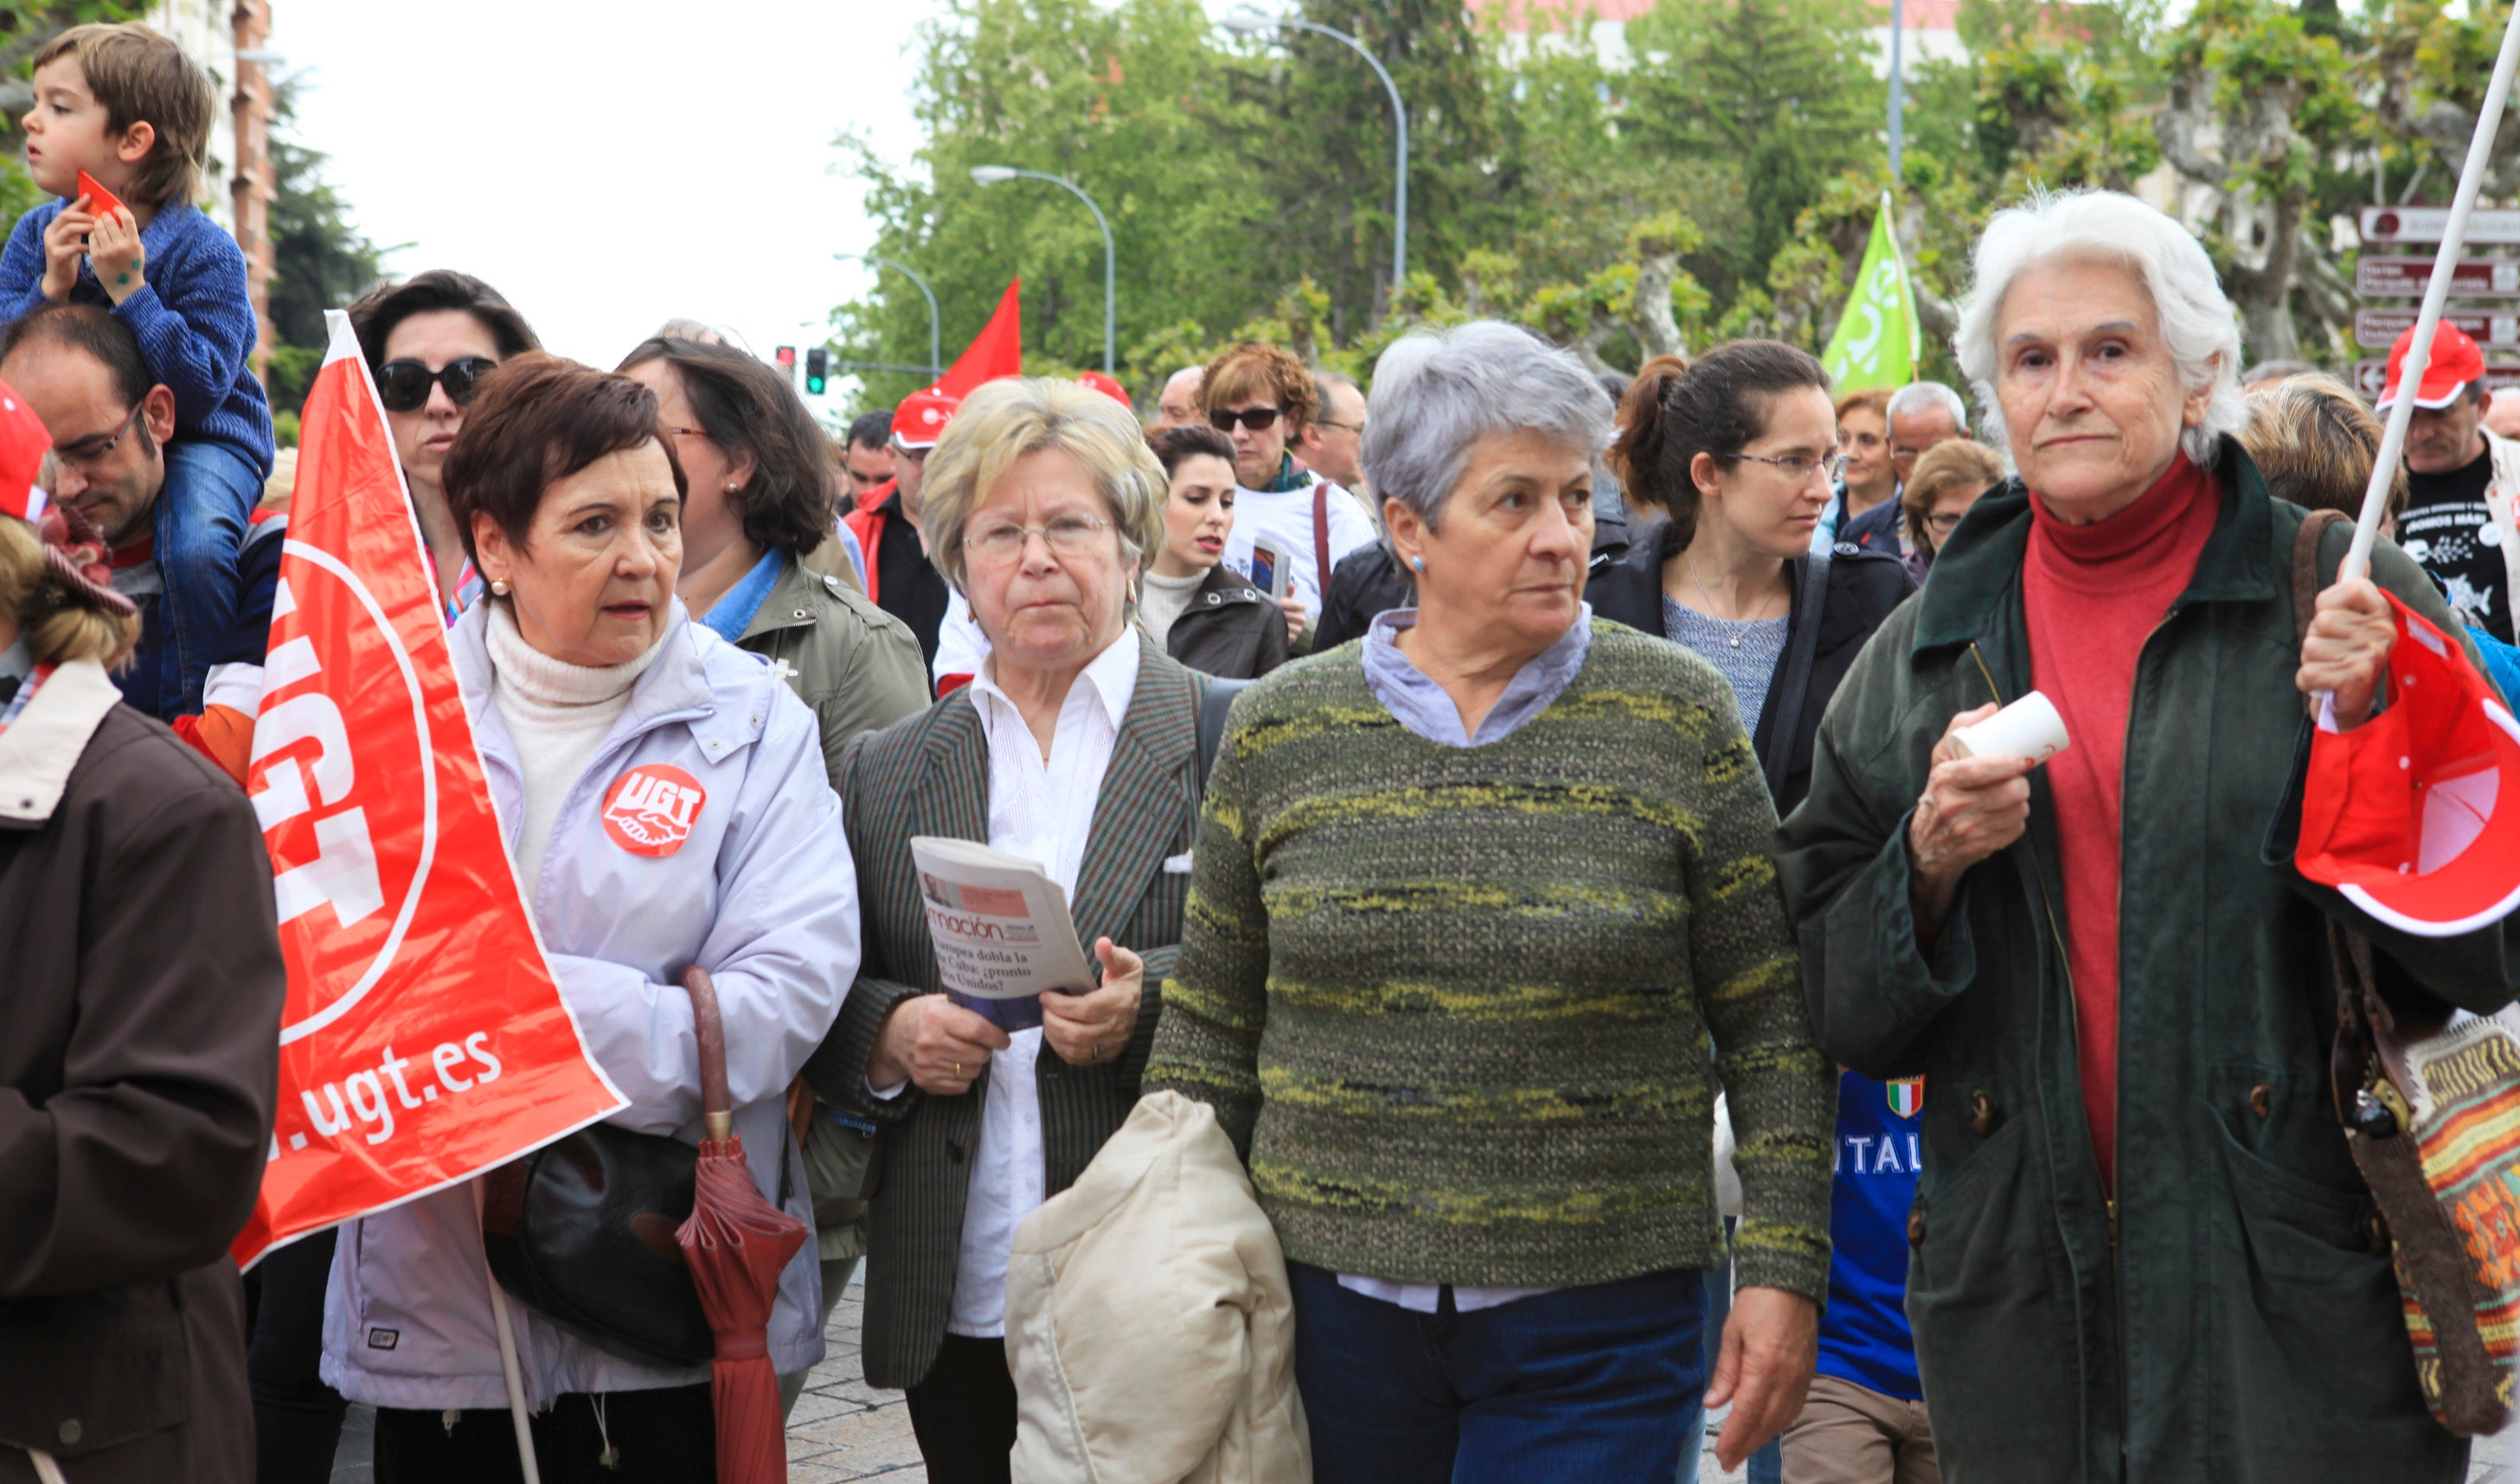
[837,252,942,376]
[1223,6,1407,304]
[971,166,1114,374]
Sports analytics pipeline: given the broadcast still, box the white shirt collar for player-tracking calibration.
[971,629,1141,735]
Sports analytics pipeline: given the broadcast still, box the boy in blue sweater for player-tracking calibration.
[0,22,275,715]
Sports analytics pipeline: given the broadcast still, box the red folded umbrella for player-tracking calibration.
[675,967,811,1484]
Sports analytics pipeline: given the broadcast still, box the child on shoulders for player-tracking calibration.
[0,22,276,715]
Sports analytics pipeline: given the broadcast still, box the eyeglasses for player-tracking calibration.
[1728,450,1847,483]
[892,441,931,465]
[1313,418,1363,436]
[1924,511,1966,535]
[1209,406,1281,433]
[660,423,712,444]
[55,402,144,471]
[375,356,498,413]
[961,513,1113,565]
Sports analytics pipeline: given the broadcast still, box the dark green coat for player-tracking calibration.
[1778,438,2519,1484]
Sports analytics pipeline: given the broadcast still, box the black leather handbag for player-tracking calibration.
[478,967,722,1370]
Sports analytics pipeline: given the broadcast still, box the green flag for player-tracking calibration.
[1821,195,1920,393]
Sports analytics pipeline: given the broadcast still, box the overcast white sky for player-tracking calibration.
[278,0,938,406]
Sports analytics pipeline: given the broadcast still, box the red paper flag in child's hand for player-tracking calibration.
[75,170,123,220]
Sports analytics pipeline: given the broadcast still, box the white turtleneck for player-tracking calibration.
[485,603,668,892]
[1138,567,1207,648]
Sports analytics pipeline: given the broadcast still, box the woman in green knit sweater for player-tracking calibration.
[1145,321,1837,1482]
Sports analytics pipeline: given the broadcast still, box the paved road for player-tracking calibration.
[327,1278,2520,1482]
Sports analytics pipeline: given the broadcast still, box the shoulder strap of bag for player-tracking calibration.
[1312,482,1335,602]
[1760,546,1832,802]
[1196,675,1253,787]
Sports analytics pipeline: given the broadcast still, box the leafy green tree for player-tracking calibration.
[265,81,384,415]
[1624,0,1885,306]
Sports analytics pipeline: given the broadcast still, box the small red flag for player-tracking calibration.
[936,279,1023,399]
[74,170,123,220]
[2295,593,2520,937]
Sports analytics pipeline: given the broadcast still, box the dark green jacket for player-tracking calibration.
[737,555,932,785]
[1778,438,2518,1484]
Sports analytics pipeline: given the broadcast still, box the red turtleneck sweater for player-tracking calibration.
[2022,453,2219,1194]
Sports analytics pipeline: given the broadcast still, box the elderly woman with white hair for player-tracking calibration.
[802,377,1226,1484]
[1779,189,2520,1483]
[1147,321,1837,1482]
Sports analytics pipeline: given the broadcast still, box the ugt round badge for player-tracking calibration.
[602,764,707,857]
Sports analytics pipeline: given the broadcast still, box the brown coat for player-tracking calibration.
[0,662,285,1484]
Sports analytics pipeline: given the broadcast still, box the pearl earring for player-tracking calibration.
[726,481,738,492]
[491,579,510,597]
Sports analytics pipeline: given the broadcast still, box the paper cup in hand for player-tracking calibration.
[1952,691,2069,765]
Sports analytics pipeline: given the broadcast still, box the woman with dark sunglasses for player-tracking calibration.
[1190,341,1377,652]
[346,270,541,615]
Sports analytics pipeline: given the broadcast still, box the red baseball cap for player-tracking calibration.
[1075,371,1131,407]
[2378,322,2490,411]
[0,378,52,524]
[2294,593,2520,936]
[892,387,962,451]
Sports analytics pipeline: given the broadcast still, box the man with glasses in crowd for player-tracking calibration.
[1838,381,1971,558]
[0,303,279,723]
[1293,369,1369,496]
[1195,341,1377,650]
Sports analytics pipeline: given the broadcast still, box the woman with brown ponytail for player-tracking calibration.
[1592,344,1926,1484]
[0,401,288,1484]
[1593,345,1914,814]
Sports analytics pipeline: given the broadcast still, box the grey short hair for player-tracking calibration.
[1954,188,2243,467]
[1313,368,1358,407]
[1887,381,1970,433]
[1362,321,1613,528]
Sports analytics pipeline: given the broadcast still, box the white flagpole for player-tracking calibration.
[474,1182,542,1484]
[2345,0,2520,584]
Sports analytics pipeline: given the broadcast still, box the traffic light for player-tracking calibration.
[805,348,830,396]
[774,345,797,378]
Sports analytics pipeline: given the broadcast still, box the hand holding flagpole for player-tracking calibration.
[2344,0,2520,584]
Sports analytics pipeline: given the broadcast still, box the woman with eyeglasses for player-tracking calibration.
[1898,438,2005,581]
[1593,346,1913,814]
[802,378,1229,1484]
[1590,346,1916,1484]
[1192,341,1378,652]
[346,270,541,617]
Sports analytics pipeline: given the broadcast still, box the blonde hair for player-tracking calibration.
[32,24,216,209]
[2241,372,2410,526]
[1901,438,2006,549]
[918,377,1167,592]
[0,519,139,668]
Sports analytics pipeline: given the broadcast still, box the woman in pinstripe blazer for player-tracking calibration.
[803,379,1212,1484]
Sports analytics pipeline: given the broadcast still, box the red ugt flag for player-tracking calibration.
[231,311,624,1267]
[935,279,1022,399]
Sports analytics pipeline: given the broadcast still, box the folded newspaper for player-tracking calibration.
[911,836,1097,1033]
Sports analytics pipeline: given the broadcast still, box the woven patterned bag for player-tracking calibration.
[2291,509,2520,1434]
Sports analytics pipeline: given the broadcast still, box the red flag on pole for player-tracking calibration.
[935,279,1023,398]
[231,310,625,1268]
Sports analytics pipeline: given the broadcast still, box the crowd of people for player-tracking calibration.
[6,19,2520,1484]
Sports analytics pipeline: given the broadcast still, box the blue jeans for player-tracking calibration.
[1288,1262,1709,1484]
[150,439,260,716]
[1678,1247,1783,1483]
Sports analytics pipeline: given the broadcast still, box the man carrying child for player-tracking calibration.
[0,21,276,716]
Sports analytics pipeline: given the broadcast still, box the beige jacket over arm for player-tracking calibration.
[1004,1091,1310,1484]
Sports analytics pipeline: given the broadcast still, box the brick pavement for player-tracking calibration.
[330,1281,2520,1482]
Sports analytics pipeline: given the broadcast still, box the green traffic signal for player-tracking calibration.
[805,348,830,396]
